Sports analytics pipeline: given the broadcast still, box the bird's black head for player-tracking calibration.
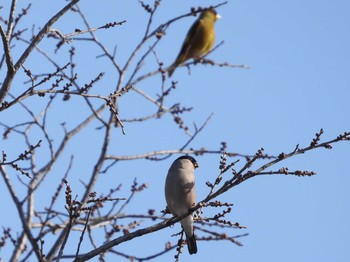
[176,155,199,169]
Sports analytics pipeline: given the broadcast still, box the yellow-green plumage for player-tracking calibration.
[168,8,220,77]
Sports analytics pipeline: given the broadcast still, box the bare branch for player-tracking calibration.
[0,0,80,104]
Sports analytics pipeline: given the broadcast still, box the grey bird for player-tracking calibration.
[165,155,199,255]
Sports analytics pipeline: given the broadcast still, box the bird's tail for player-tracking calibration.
[168,53,186,77]
[186,233,197,255]
[168,63,177,77]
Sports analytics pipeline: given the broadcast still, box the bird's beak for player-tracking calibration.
[194,162,199,169]
[216,13,222,20]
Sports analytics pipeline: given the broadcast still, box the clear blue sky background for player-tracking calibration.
[1,1,350,261]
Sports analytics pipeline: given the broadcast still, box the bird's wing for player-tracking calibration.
[176,18,203,64]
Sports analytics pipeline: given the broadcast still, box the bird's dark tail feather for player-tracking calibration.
[168,64,176,77]
[186,233,197,255]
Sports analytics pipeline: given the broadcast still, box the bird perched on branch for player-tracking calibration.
[165,155,199,254]
[168,8,221,77]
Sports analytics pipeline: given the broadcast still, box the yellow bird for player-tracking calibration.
[168,8,221,77]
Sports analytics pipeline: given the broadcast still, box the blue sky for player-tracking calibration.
[1,0,350,261]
